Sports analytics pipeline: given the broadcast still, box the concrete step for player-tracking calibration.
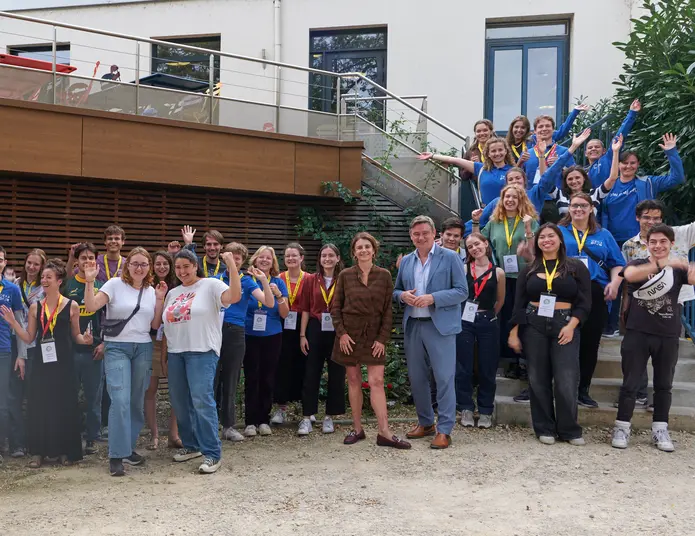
[598,336,695,360]
[494,395,695,432]
[593,354,695,382]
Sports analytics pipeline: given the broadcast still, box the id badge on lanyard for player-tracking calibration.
[503,255,519,273]
[156,325,164,341]
[284,311,298,330]
[462,301,479,323]
[41,339,58,363]
[253,309,268,332]
[321,312,334,332]
[538,294,557,318]
[575,256,589,268]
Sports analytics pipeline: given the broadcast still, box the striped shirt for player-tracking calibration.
[549,183,611,217]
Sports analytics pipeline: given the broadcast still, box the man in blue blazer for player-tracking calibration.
[394,215,468,449]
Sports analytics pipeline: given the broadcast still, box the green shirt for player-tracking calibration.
[482,217,539,279]
[62,275,103,350]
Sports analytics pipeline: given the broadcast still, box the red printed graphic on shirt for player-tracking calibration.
[165,291,196,323]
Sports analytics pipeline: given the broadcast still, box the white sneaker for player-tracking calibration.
[244,425,257,437]
[322,416,335,434]
[258,424,272,436]
[611,420,631,449]
[652,423,674,452]
[309,415,316,423]
[477,414,492,429]
[173,448,203,462]
[538,435,555,445]
[460,410,475,427]
[270,408,286,425]
[198,456,221,474]
[222,427,244,442]
[568,437,586,446]
[297,418,312,436]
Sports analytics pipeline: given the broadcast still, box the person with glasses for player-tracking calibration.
[83,247,167,477]
[558,193,625,408]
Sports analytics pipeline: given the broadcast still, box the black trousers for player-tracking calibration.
[579,281,608,393]
[243,334,282,426]
[302,318,345,417]
[617,330,679,423]
[273,328,306,405]
[216,323,246,428]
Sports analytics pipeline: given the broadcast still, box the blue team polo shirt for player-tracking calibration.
[245,276,288,337]
[222,273,262,327]
[560,225,625,287]
[473,162,513,205]
[0,279,23,353]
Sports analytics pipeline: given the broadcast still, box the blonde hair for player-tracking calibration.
[482,138,515,171]
[121,247,154,288]
[248,245,280,277]
[491,185,538,223]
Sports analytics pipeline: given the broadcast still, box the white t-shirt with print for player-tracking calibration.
[163,278,229,355]
[100,278,157,343]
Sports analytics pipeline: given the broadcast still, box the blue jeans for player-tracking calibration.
[104,341,152,459]
[0,352,12,445]
[168,350,221,460]
[456,312,500,415]
[8,353,33,450]
[74,350,105,441]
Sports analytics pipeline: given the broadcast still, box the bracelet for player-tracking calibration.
[300,335,307,338]
[472,220,480,225]
[277,298,286,304]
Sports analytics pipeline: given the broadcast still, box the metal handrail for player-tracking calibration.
[557,113,615,147]
[342,95,427,102]
[0,10,470,148]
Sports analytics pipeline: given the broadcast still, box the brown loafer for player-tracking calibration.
[430,433,452,449]
[376,434,412,450]
[343,429,366,445]
[406,424,437,439]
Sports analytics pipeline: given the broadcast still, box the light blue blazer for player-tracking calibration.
[393,245,468,336]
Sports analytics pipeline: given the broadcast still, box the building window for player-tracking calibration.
[8,43,71,65]
[484,22,569,132]
[151,35,221,83]
[309,27,387,125]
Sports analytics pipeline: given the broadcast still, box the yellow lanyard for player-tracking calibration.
[477,143,485,163]
[104,256,122,280]
[503,216,521,249]
[0,284,4,294]
[251,275,268,309]
[203,257,221,278]
[283,271,304,307]
[535,143,556,160]
[512,142,527,159]
[42,295,63,337]
[23,281,33,296]
[572,226,589,255]
[542,259,559,293]
[319,279,335,310]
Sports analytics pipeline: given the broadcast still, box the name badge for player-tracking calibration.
[253,310,268,332]
[41,340,58,363]
[537,293,556,318]
[533,169,541,184]
[321,312,335,332]
[575,256,589,268]
[156,325,164,342]
[462,301,478,323]
[284,311,298,330]
[503,255,519,273]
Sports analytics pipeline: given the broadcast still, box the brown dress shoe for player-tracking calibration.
[406,424,437,439]
[343,429,366,445]
[376,434,412,450]
[430,433,452,449]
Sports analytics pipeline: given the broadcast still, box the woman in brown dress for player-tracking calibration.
[331,232,410,449]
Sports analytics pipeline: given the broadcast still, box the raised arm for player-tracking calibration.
[219,252,242,306]
[1,302,38,344]
[418,152,475,174]
[552,103,590,142]
[537,129,592,195]
[602,134,623,192]
[614,99,641,145]
[84,262,109,313]
[651,134,685,195]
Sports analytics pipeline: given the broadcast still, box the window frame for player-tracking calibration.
[150,35,221,83]
[8,42,71,65]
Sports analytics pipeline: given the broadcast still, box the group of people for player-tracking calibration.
[0,98,691,477]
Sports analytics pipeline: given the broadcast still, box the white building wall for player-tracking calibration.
[0,0,635,145]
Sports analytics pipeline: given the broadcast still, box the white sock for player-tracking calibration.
[615,420,631,429]
[652,421,668,432]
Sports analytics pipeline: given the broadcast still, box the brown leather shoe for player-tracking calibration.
[376,434,412,450]
[406,424,437,439]
[343,429,366,445]
[430,433,452,449]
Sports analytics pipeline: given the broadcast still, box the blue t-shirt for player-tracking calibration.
[223,273,261,326]
[245,276,288,337]
[474,162,512,205]
[525,145,576,190]
[586,110,637,188]
[560,225,625,287]
[0,279,23,353]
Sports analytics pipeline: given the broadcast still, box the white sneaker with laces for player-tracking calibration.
[222,427,244,442]
[244,425,257,437]
[477,414,492,429]
[199,456,221,474]
[460,410,475,427]
[309,415,316,423]
[297,418,312,436]
[322,416,335,434]
[568,437,585,446]
[173,448,203,462]
[258,424,272,436]
[270,408,287,425]
[652,423,674,452]
[538,435,555,445]
[611,420,631,449]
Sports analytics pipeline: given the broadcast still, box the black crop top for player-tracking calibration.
[466,264,498,311]
[511,258,592,325]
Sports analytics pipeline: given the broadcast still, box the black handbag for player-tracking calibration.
[101,286,144,337]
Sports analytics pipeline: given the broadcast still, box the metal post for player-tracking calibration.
[135,41,140,114]
[52,26,57,104]
[208,53,215,124]
[336,75,341,141]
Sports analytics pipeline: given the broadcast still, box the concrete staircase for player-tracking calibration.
[493,337,695,431]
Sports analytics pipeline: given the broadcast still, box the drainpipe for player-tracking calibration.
[273,0,282,132]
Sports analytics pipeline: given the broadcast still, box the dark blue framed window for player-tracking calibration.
[484,23,569,133]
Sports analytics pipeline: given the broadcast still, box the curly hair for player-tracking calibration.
[482,138,515,171]
[44,258,67,283]
[490,184,538,223]
[121,247,154,288]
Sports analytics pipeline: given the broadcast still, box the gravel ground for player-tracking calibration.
[1,423,694,536]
